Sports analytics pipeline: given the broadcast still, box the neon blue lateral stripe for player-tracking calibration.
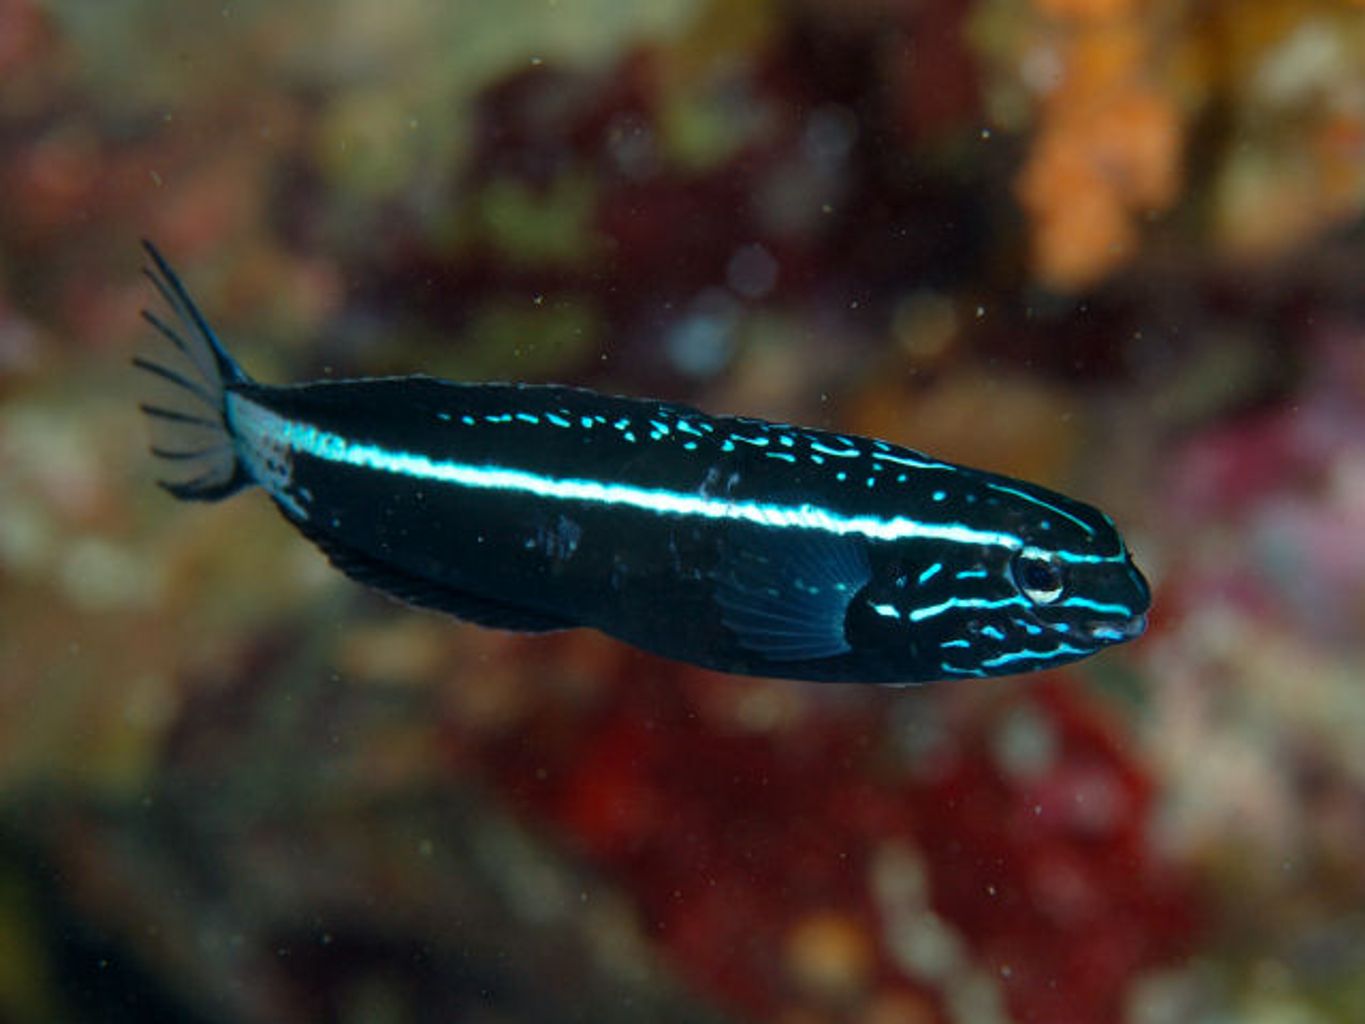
[231,400,1129,565]
[237,403,1035,549]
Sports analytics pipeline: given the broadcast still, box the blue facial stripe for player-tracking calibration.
[1050,549,1128,566]
[234,402,1056,551]
[1057,596,1137,616]
[986,482,1096,536]
[941,664,987,678]
[978,643,1089,670]
[918,563,943,584]
[907,595,1029,624]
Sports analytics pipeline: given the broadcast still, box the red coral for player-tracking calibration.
[446,647,1198,1021]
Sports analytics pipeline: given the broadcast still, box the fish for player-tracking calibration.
[135,242,1150,684]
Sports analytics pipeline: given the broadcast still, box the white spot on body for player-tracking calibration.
[538,514,583,561]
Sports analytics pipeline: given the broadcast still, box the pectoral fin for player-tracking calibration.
[713,531,871,661]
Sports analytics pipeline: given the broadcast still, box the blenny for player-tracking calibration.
[135,242,1149,684]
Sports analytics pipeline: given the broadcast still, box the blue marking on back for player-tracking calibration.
[874,452,947,471]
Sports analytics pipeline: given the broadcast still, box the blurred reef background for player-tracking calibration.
[3,0,1365,1021]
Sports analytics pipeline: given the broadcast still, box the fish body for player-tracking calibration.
[137,243,1149,684]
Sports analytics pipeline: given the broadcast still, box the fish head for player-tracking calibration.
[883,474,1150,680]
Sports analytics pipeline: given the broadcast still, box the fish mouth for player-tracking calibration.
[1084,614,1147,644]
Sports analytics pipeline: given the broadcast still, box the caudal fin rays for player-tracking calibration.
[134,242,253,502]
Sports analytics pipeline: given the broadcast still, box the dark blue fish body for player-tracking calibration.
[137,244,1149,684]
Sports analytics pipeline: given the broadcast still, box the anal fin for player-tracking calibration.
[292,517,571,633]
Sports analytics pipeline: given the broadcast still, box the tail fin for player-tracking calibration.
[134,241,254,502]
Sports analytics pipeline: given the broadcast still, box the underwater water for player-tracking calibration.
[3,1,1365,1021]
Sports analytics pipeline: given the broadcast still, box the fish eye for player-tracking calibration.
[1012,549,1065,604]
